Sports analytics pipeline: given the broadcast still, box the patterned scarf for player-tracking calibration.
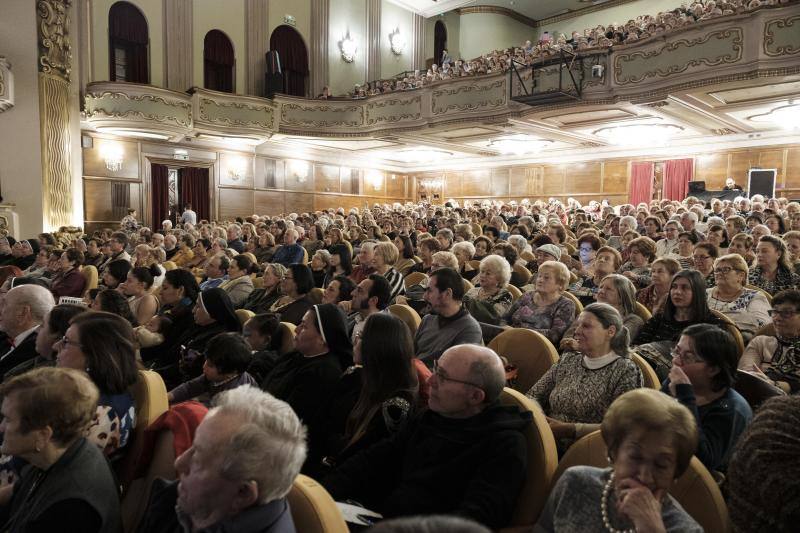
[768,334,800,389]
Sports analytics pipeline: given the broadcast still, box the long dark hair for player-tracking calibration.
[680,324,737,391]
[345,314,418,447]
[70,311,140,395]
[328,244,353,276]
[664,269,711,322]
[396,234,414,260]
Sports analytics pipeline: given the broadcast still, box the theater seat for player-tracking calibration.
[499,388,558,531]
[163,261,178,271]
[242,252,258,265]
[634,301,652,321]
[631,352,661,389]
[754,322,775,337]
[117,371,169,492]
[308,287,324,304]
[403,271,427,289]
[462,278,474,292]
[507,284,522,301]
[121,429,175,533]
[81,265,98,299]
[709,310,745,358]
[489,328,558,394]
[278,322,297,355]
[388,304,422,336]
[561,291,583,318]
[552,431,731,533]
[235,309,255,328]
[513,264,532,285]
[287,474,348,533]
[733,369,785,410]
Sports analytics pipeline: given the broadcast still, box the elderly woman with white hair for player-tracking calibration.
[608,215,638,251]
[508,235,531,263]
[502,261,576,345]
[463,255,514,325]
[452,241,478,282]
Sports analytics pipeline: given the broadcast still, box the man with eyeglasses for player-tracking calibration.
[323,344,531,529]
[98,231,131,273]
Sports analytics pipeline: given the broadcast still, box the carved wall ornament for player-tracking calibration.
[280,103,364,128]
[365,96,422,126]
[198,98,275,129]
[0,57,12,112]
[432,80,507,115]
[764,15,800,56]
[37,0,72,81]
[613,28,743,85]
[85,91,193,128]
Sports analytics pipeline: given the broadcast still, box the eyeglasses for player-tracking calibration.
[670,346,704,365]
[58,335,83,349]
[693,255,711,261]
[713,267,738,275]
[433,359,484,390]
[768,309,799,319]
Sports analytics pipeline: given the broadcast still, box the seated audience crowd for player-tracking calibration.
[0,188,798,531]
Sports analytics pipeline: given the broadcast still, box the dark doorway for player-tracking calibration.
[434,20,447,67]
[269,25,309,97]
[204,30,235,93]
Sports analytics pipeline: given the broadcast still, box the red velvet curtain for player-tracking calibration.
[178,167,210,222]
[204,30,234,92]
[151,163,169,229]
[269,25,308,97]
[630,162,654,207]
[663,158,694,200]
[109,1,149,83]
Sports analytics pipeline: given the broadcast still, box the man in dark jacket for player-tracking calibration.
[0,284,53,378]
[137,385,305,533]
[322,344,531,529]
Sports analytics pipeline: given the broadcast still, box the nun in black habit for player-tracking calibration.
[262,303,351,424]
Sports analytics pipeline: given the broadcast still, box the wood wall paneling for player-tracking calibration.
[541,165,566,195]
[602,161,629,194]
[83,180,141,222]
[566,162,602,193]
[315,164,341,193]
[727,150,762,190]
[255,157,278,189]
[462,170,490,196]
[284,161,314,191]
[694,153,728,189]
[491,168,510,197]
[254,190,285,215]
[286,192,315,214]
[784,148,800,195]
[385,174,406,198]
[445,171,462,197]
[509,167,528,196]
[218,188,254,220]
[219,153,254,188]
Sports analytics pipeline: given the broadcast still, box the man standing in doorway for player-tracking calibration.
[181,203,197,226]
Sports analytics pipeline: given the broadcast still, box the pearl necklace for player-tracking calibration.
[601,471,635,533]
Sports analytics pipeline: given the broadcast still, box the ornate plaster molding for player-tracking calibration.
[456,6,537,28]
[37,0,72,81]
[0,57,13,112]
[764,15,800,56]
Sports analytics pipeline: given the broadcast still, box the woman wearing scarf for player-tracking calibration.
[262,303,351,425]
[740,289,800,394]
[170,288,241,388]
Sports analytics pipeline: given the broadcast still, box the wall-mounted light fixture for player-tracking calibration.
[227,157,247,182]
[340,32,358,63]
[389,28,406,55]
[366,170,383,190]
[100,142,124,172]
[287,160,310,182]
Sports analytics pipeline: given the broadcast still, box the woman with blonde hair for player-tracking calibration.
[708,254,771,341]
[373,241,404,302]
[463,254,513,325]
[502,261,576,345]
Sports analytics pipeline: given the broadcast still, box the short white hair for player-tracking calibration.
[6,285,55,323]
[479,254,511,287]
[451,241,475,258]
[620,215,637,228]
[212,386,307,504]
[508,235,530,255]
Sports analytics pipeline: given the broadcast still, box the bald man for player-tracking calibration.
[323,345,531,529]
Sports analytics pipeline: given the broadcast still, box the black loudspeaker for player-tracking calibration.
[688,181,706,193]
[748,169,776,198]
[264,50,283,97]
